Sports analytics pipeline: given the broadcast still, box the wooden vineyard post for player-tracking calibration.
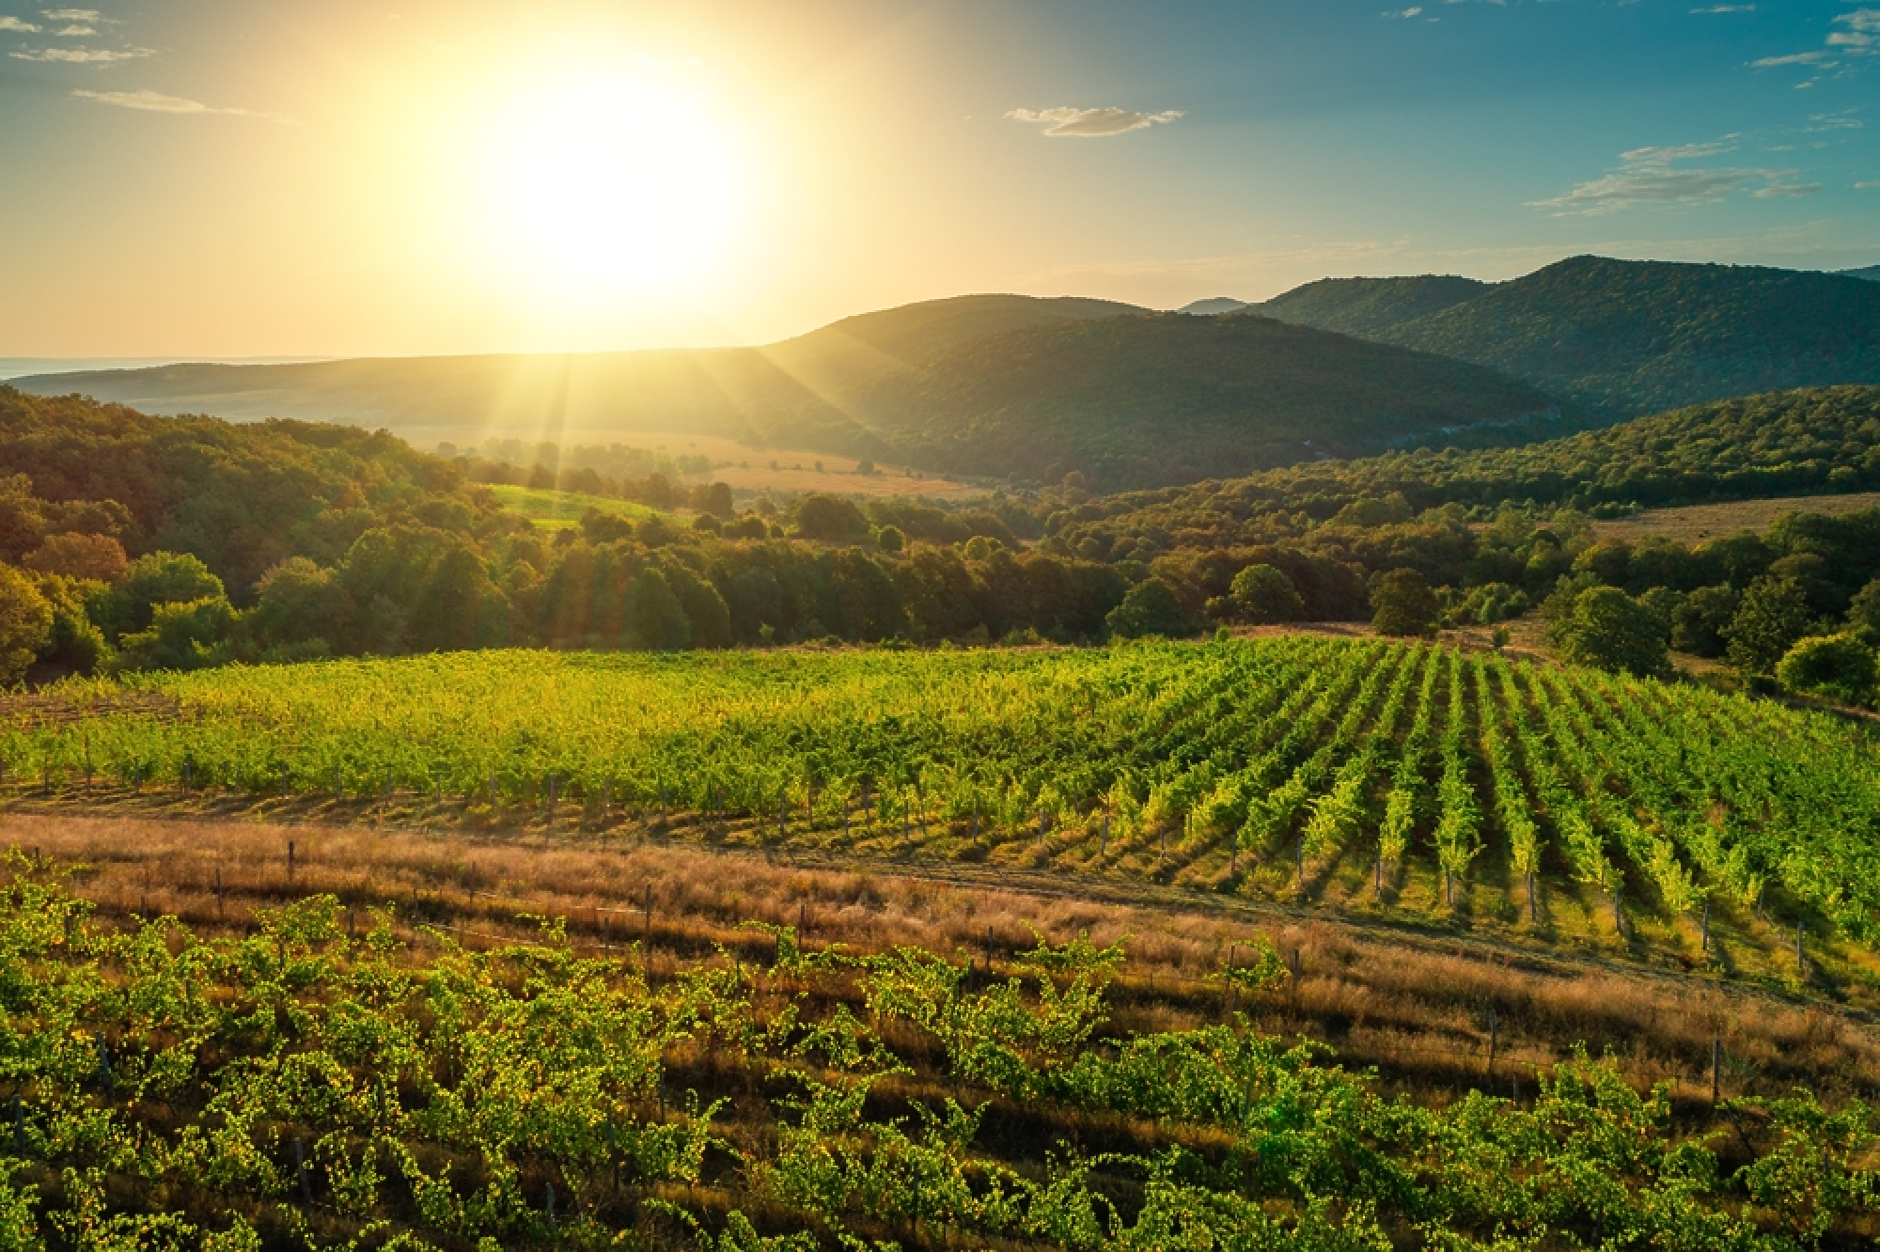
[83,735,91,796]
[601,780,611,824]
[546,774,557,825]
[1225,945,1236,1016]
[215,867,224,918]
[1037,810,1047,850]
[644,883,653,937]
[1711,1038,1722,1103]
[1613,888,1624,937]
[659,786,668,828]
[798,900,806,938]
[1376,849,1384,899]
[1700,899,1710,954]
[1297,840,1305,898]
[778,794,787,839]
[1100,811,1109,859]
[1796,921,1806,978]
[295,1137,311,1203]
[1527,871,1537,922]
[984,925,993,976]
[287,841,295,884]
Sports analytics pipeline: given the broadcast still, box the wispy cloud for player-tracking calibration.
[0,16,40,32]
[1383,7,1424,17]
[1753,51,1833,68]
[1831,8,1880,49]
[41,8,102,19]
[1691,4,1753,11]
[1007,106,1183,138]
[11,45,149,62]
[71,88,290,121]
[51,23,94,35]
[1530,138,1820,214]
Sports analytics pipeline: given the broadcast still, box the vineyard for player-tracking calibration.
[7,638,1880,996]
[0,863,1874,1249]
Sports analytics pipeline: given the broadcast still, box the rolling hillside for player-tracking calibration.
[850,313,1564,488]
[1258,256,1880,420]
[15,296,1564,491]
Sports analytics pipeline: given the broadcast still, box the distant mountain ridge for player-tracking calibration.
[1175,297,1250,315]
[1842,265,1880,282]
[1255,256,1880,419]
[15,293,1564,491]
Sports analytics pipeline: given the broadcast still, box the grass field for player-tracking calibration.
[486,483,673,530]
[1590,491,1880,542]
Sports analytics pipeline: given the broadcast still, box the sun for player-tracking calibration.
[486,76,739,299]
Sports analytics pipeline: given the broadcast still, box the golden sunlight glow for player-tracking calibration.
[484,75,739,300]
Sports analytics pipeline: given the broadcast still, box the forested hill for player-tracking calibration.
[13,298,1564,492]
[1256,257,1880,421]
[0,385,509,595]
[1842,265,1880,282]
[1254,275,1488,340]
[5,294,1148,460]
[848,313,1566,489]
[1047,385,1880,551]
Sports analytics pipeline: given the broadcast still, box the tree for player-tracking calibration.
[113,596,236,672]
[874,525,906,553]
[623,568,691,651]
[1777,635,1877,706]
[1370,569,1440,638]
[22,532,128,583]
[1227,564,1305,624]
[1555,586,1672,679]
[0,564,52,684]
[1672,584,1738,657]
[93,551,225,643]
[1106,579,1200,640]
[1849,577,1880,635]
[793,495,871,544]
[249,558,350,653]
[1725,576,1814,675]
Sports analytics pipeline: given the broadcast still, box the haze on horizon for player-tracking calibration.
[1,0,1876,361]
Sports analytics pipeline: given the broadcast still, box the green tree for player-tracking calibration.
[32,573,106,674]
[1370,569,1440,638]
[1105,578,1200,639]
[874,525,906,553]
[1849,577,1880,635]
[1672,584,1739,657]
[1777,635,1877,706]
[624,568,692,651]
[1227,564,1306,624]
[793,495,871,543]
[113,596,236,672]
[248,558,349,654]
[1725,576,1814,676]
[1556,586,1672,679]
[0,564,53,684]
[94,551,225,643]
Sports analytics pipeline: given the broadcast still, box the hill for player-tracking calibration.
[847,312,1565,488]
[14,297,1562,491]
[8,294,1147,461]
[1841,265,1880,282]
[1260,256,1880,420]
[1175,296,1249,314]
[1255,274,1489,339]
[1052,384,1880,553]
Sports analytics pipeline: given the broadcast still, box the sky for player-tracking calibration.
[0,0,1876,359]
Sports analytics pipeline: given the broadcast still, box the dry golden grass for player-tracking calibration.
[1590,492,1880,544]
[12,809,1878,1111]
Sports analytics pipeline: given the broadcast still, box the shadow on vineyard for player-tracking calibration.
[1,817,1878,1248]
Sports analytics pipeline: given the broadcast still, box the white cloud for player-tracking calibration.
[52,23,94,35]
[1857,180,1880,189]
[10,44,149,61]
[1383,6,1423,16]
[1692,3,1753,10]
[1753,51,1833,67]
[1530,139,1819,215]
[71,88,289,121]
[41,8,101,19]
[0,16,41,31]
[1007,106,1183,138]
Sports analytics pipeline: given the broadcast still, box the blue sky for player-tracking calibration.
[0,1,1875,356]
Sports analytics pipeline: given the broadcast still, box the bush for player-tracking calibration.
[1777,634,1877,706]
